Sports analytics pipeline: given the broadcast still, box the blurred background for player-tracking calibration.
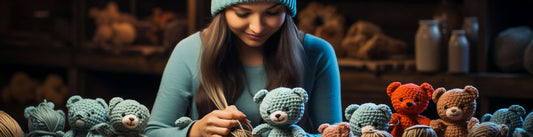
[1,0,532,132]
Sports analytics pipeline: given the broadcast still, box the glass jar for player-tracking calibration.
[463,17,478,72]
[448,30,469,73]
[416,20,442,72]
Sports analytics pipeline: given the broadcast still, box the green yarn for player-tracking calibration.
[211,0,297,17]
[513,111,533,137]
[24,100,66,137]
[345,103,392,136]
[482,105,526,137]
[252,87,308,137]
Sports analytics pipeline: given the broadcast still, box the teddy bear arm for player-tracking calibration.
[252,123,273,136]
[91,123,116,137]
[290,125,307,137]
[390,113,400,125]
[416,116,431,125]
[430,119,446,130]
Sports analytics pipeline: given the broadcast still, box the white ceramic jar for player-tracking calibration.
[448,30,469,73]
[416,20,442,72]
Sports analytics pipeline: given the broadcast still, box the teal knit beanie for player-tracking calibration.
[211,0,297,17]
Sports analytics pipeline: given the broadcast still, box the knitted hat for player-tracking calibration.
[211,0,297,17]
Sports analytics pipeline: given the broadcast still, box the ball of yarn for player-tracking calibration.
[523,39,533,73]
[494,26,533,72]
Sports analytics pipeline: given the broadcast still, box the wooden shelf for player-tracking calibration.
[0,46,73,68]
[76,52,168,75]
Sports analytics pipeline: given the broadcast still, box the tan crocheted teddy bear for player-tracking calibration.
[430,85,479,137]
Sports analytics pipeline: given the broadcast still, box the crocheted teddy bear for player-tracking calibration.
[24,100,65,137]
[252,87,308,137]
[386,82,434,137]
[92,97,150,137]
[430,85,478,137]
[481,104,526,137]
[318,122,354,137]
[64,95,109,137]
[345,103,392,137]
[467,117,508,137]
[514,111,533,137]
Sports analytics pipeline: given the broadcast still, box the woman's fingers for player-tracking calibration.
[209,119,240,128]
[206,126,232,136]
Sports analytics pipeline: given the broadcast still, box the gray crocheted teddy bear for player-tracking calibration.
[24,100,65,137]
[92,97,150,137]
[481,104,526,137]
[512,111,533,137]
[344,103,392,137]
[252,87,308,137]
[64,95,109,137]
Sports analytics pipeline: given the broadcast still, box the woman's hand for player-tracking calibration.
[188,105,250,137]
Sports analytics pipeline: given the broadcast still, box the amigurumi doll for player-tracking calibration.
[481,104,526,137]
[252,87,308,137]
[467,117,508,137]
[345,103,392,137]
[24,100,65,137]
[64,95,109,137]
[514,111,533,137]
[92,97,150,137]
[319,122,354,137]
[386,82,434,137]
[430,85,478,137]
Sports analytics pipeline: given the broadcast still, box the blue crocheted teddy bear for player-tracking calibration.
[481,104,526,137]
[92,97,150,137]
[252,87,308,137]
[64,95,109,137]
[24,100,65,137]
[344,103,392,137]
[513,111,533,137]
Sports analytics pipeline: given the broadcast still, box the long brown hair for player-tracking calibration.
[195,11,305,118]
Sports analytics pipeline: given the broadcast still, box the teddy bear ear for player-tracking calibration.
[253,89,268,104]
[467,117,480,131]
[293,88,308,103]
[481,113,492,122]
[345,104,360,120]
[420,83,434,98]
[508,105,526,117]
[67,95,83,108]
[24,106,35,119]
[463,85,479,99]
[109,97,124,109]
[337,122,351,131]
[432,87,446,104]
[95,98,109,110]
[318,123,330,133]
[386,82,402,97]
[377,104,392,120]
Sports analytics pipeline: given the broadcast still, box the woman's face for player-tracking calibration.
[225,1,287,47]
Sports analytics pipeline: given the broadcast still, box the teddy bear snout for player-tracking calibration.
[270,111,288,124]
[406,102,413,107]
[446,106,464,120]
[122,114,139,129]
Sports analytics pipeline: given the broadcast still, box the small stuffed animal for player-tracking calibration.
[430,85,478,137]
[345,103,392,137]
[24,100,65,137]
[2,72,38,104]
[467,117,508,137]
[92,97,150,137]
[386,82,434,137]
[35,74,69,105]
[318,122,354,137]
[514,111,533,137]
[64,95,109,137]
[252,87,308,137]
[481,104,526,137]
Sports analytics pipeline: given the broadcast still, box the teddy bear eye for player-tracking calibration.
[444,105,448,109]
[138,115,142,119]
[459,104,465,109]
[122,113,126,117]
[399,98,403,102]
[414,98,419,102]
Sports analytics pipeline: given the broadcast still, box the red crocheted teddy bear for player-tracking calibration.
[387,82,434,137]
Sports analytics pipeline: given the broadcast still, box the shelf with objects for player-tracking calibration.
[296,0,533,118]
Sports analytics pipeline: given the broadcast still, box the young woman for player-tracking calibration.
[146,0,342,136]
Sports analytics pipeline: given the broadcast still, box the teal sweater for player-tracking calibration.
[146,32,342,137]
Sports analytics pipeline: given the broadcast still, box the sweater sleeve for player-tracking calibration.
[145,34,199,137]
[305,35,343,133]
